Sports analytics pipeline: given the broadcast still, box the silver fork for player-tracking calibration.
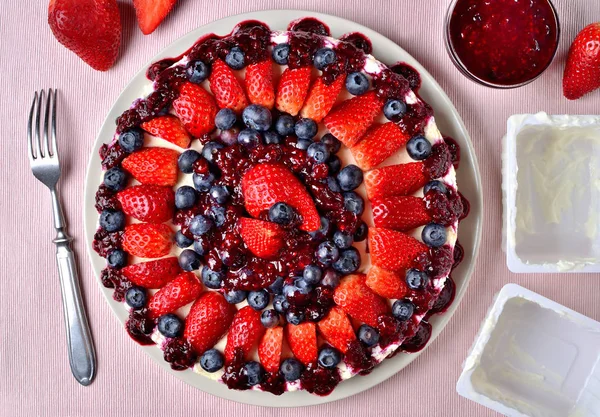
[28,89,97,386]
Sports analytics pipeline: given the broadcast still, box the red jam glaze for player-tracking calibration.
[95,184,122,212]
[339,32,373,55]
[222,349,251,390]
[452,241,464,270]
[443,135,460,169]
[100,267,132,302]
[93,229,123,257]
[401,320,432,353]
[100,142,128,170]
[424,142,452,180]
[126,308,155,346]
[458,192,470,220]
[449,0,559,86]
[288,17,330,36]
[300,362,342,396]
[391,62,421,91]
[428,277,456,316]
[344,340,376,375]
[163,338,197,371]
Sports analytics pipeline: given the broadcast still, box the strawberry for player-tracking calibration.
[241,163,320,232]
[224,306,265,362]
[122,223,173,258]
[147,271,202,319]
[245,60,275,109]
[275,67,312,116]
[117,184,175,223]
[209,60,249,113]
[333,274,390,327]
[258,327,283,373]
[371,195,432,231]
[122,147,179,187]
[365,265,409,299]
[364,163,427,199]
[132,0,176,35]
[184,292,236,355]
[173,82,218,137]
[368,227,428,272]
[300,75,345,123]
[563,23,600,100]
[317,306,356,353]
[238,218,285,259]
[324,91,384,147]
[351,122,411,170]
[48,0,121,71]
[286,322,317,365]
[140,115,191,148]
[121,257,181,289]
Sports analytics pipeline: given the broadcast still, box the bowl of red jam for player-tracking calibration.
[445,0,560,88]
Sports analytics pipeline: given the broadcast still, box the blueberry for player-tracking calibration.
[189,214,214,236]
[248,289,270,311]
[192,172,216,192]
[179,249,201,271]
[175,186,197,209]
[406,268,429,290]
[303,265,322,285]
[282,284,297,299]
[358,324,380,347]
[313,47,336,70]
[99,210,125,232]
[343,192,364,215]
[268,202,295,225]
[215,108,237,130]
[296,139,312,150]
[333,247,360,274]
[295,118,318,140]
[157,313,183,338]
[286,309,305,325]
[354,221,368,242]
[178,150,202,174]
[272,43,290,65]
[273,294,290,313]
[104,167,127,191]
[293,277,312,295]
[280,358,303,381]
[318,346,341,369]
[316,241,340,266]
[346,72,369,95]
[106,249,127,268]
[307,142,330,163]
[209,206,227,227]
[337,165,363,191]
[383,99,407,120]
[118,128,144,153]
[224,289,247,304]
[424,180,448,195]
[275,114,295,136]
[263,131,281,144]
[421,223,447,248]
[310,216,331,240]
[242,104,272,131]
[321,269,341,288]
[321,133,341,154]
[225,46,245,70]
[201,267,223,289]
[238,128,262,148]
[333,231,353,249]
[200,349,224,373]
[125,287,146,309]
[220,128,239,146]
[260,309,280,328]
[193,239,207,255]
[243,361,265,386]
[186,60,210,84]
[209,185,229,204]
[201,141,224,164]
[392,299,415,321]
[406,135,432,160]
[268,276,284,294]
[326,176,341,192]
[175,230,194,248]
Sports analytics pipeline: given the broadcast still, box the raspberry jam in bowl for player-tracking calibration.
[444,0,560,88]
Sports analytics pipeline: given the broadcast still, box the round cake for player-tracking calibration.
[92,17,468,396]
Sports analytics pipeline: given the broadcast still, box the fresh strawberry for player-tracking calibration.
[184,291,236,355]
[121,257,181,289]
[286,322,317,365]
[48,0,121,71]
[224,306,265,362]
[364,163,427,199]
[241,163,320,232]
[245,60,275,109]
[563,23,600,100]
[324,91,384,147]
[351,122,411,170]
[238,218,285,259]
[117,185,174,223]
[209,59,249,113]
[365,265,409,299]
[333,274,390,327]
[368,227,428,272]
[275,67,312,116]
[147,271,202,319]
[122,223,173,258]
[300,75,345,123]
[132,0,176,35]
[258,327,283,373]
[317,306,356,353]
[173,82,218,137]
[140,115,191,148]
[121,147,179,186]
[371,195,432,231]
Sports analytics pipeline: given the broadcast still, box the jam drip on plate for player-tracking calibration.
[126,308,155,345]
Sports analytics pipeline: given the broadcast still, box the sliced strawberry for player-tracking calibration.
[173,82,218,137]
[300,75,345,123]
[117,184,174,223]
[369,227,428,272]
[245,60,275,109]
[241,163,320,232]
[324,91,384,147]
[121,257,181,289]
[140,115,191,148]
[258,327,283,373]
[275,67,312,116]
[365,265,409,299]
[147,272,202,319]
[371,195,432,231]
[317,306,356,353]
[224,306,265,362]
[132,0,176,35]
[333,274,390,327]
[184,291,236,355]
[122,223,173,258]
[209,59,248,113]
[563,23,600,100]
[351,122,411,170]
[121,147,179,186]
[286,322,317,365]
[364,163,427,199]
[238,218,285,259]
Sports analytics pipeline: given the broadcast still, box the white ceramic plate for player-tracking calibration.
[83,9,483,407]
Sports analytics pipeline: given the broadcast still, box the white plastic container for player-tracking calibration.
[502,113,600,273]
[456,284,600,417]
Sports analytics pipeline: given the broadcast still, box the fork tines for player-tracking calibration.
[28,89,58,161]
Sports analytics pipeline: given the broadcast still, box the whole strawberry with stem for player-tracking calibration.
[563,23,600,100]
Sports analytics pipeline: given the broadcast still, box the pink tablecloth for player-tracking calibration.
[2,1,600,416]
